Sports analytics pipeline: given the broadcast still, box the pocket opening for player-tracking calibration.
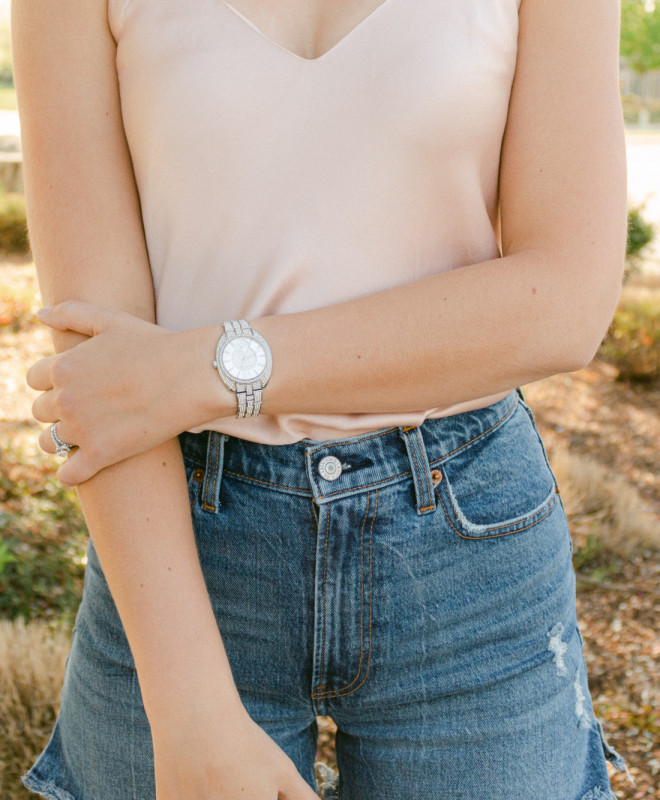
[437,474,559,539]
[435,400,561,539]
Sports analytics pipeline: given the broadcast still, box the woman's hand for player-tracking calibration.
[26,300,229,486]
[152,703,320,800]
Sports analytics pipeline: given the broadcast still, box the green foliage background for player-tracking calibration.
[620,0,660,75]
[0,9,11,86]
[0,443,88,624]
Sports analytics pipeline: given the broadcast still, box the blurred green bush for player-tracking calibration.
[627,204,654,261]
[0,191,29,254]
[0,444,87,623]
[598,298,660,382]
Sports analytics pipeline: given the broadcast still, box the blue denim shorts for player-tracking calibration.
[23,387,632,800]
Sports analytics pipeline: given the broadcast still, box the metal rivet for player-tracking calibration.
[192,469,204,482]
[430,469,443,485]
[318,455,342,481]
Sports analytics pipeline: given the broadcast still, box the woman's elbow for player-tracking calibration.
[544,253,626,375]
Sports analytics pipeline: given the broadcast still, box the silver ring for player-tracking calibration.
[50,422,75,458]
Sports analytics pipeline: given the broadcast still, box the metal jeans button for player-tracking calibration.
[318,455,342,481]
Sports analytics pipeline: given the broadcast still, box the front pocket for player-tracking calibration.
[435,399,560,539]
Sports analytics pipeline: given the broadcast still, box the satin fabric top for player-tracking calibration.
[108,0,522,444]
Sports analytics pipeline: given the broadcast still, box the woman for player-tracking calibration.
[14,0,632,798]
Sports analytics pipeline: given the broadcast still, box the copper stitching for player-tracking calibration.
[193,396,516,505]
[442,469,558,534]
[223,469,306,494]
[313,492,370,697]
[437,490,559,540]
[316,468,411,499]
[313,398,516,499]
[315,508,332,691]
[313,489,377,699]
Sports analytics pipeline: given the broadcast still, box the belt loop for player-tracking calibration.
[515,385,527,403]
[201,431,227,514]
[398,425,436,516]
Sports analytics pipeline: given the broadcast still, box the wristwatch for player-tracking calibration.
[213,320,273,418]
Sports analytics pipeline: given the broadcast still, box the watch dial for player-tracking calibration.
[223,337,267,382]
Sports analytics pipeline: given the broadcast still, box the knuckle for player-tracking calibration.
[55,389,75,417]
[51,355,71,385]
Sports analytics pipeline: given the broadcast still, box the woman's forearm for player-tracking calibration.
[12,0,242,724]
[184,244,625,423]
[253,247,622,415]
[75,442,242,723]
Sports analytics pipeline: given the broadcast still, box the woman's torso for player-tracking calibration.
[108,0,522,444]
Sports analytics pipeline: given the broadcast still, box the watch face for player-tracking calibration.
[222,336,267,382]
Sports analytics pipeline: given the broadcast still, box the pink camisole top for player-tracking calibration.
[108,0,522,444]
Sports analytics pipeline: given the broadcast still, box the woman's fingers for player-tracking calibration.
[32,389,59,424]
[37,422,76,455]
[26,354,59,391]
[36,424,99,486]
[36,299,125,336]
[24,306,184,485]
[56,449,96,487]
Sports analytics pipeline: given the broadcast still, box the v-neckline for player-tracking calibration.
[219,0,395,63]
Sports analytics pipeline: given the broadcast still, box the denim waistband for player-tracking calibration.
[178,387,524,516]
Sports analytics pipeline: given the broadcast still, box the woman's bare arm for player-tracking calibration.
[11,0,243,720]
[14,5,322,797]
[250,0,628,414]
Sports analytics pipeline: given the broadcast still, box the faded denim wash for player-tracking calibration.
[22,387,633,799]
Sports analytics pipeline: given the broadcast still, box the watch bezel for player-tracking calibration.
[214,327,273,391]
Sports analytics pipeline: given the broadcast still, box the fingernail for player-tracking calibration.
[36,306,52,317]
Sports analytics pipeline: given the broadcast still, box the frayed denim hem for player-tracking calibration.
[21,772,77,800]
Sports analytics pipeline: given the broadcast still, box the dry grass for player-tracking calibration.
[0,619,70,800]
[549,449,660,557]
[621,271,660,303]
